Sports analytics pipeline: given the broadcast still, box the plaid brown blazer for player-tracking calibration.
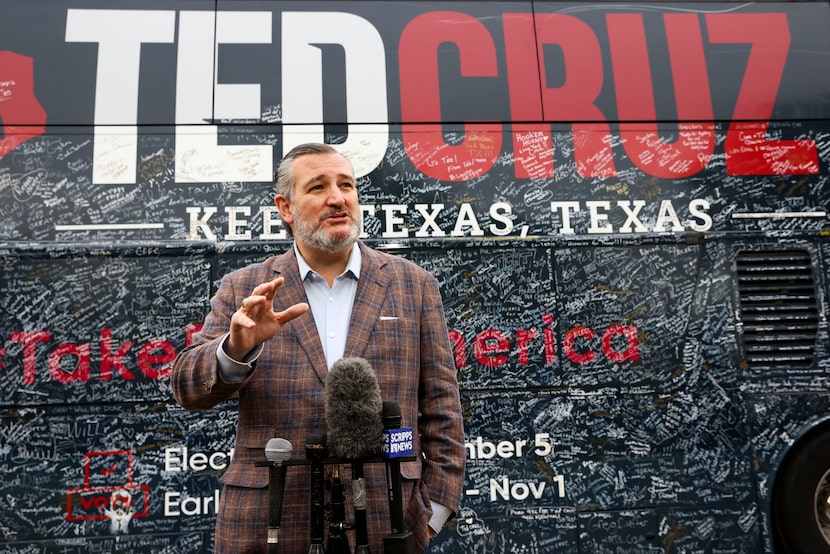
[171,241,465,552]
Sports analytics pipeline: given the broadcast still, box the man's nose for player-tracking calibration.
[326,184,345,204]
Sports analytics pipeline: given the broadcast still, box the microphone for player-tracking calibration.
[381,401,416,554]
[304,433,328,554]
[325,357,385,553]
[264,438,292,553]
[325,357,384,459]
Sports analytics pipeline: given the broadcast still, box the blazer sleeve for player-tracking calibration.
[417,271,466,516]
[170,266,254,410]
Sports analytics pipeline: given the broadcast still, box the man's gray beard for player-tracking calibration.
[292,209,361,253]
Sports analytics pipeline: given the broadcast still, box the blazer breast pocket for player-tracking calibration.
[370,316,410,352]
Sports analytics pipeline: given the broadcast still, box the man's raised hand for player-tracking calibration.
[227,277,309,360]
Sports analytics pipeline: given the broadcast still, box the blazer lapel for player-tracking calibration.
[269,251,330,384]
[345,244,389,358]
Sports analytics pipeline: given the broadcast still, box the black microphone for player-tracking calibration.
[264,438,292,553]
[325,357,385,554]
[304,433,328,554]
[381,401,416,554]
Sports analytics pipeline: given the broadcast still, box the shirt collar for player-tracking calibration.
[294,242,362,281]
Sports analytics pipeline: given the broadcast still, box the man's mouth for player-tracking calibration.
[324,210,350,222]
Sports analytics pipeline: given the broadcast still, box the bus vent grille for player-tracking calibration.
[736,249,818,371]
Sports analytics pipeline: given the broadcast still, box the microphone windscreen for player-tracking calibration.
[325,357,384,459]
[265,437,293,462]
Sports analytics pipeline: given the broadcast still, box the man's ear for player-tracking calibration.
[275,195,293,225]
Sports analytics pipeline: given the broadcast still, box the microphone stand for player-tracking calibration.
[305,434,328,554]
[351,461,371,554]
[382,402,416,554]
[257,448,419,554]
[326,464,351,554]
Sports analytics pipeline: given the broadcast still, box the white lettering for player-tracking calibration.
[176,11,216,125]
[182,199,713,240]
[653,199,683,232]
[381,204,408,238]
[618,200,647,233]
[225,206,252,240]
[451,203,484,237]
[415,204,446,237]
[465,437,526,460]
[186,206,218,240]
[164,489,220,517]
[281,12,389,178]
[688,198,713,231]
[586,200,612,234]
[215,12,271,120]
[550,201,580,235]
[488,202,514,236]
[260,206,287,240]
[175,11,273,183]
[66,9,175,184]
[164,446,231,473]
[490,477,546,501]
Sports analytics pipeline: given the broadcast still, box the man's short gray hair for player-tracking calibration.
[274,143,350,201]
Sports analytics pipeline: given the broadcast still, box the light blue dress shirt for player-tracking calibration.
[296,243,360,368]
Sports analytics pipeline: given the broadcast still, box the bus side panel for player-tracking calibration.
[0,402,230,551]
[0,246,212,405]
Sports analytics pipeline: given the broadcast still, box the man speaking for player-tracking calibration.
[171,143,466,553]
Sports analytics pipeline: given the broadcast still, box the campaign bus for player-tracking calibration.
[2,0,830,551]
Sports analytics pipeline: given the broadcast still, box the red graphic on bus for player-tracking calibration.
[66,450,149,533]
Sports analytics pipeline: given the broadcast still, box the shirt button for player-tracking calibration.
[328,296,334,302]
[329,332,335,338]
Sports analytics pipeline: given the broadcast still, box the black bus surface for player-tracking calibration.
[2,0,830,552]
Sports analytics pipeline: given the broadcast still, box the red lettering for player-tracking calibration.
[542,313,556,364]
[707,13,788,120]
[723,123,819,175]
[510,127,556,179]
[448,329,466,368]
[516,328,537,365]
[185,323,202,347]
[7,327,200,385]
[664,15,714,121]
[608,14,715,178]
[706,13,819,175]
[0,51,47,158]
[573,124,617,178]
[530,13,617,178]
[503,14,554,179]
[399,11,502,181]
[48,343,90,384]
[9,330,50,385]
[473,329,509,367]
[451,320,633,368]
[138,340,175,379]
[601,325,640,362]
[517,314,557,365]
[536,14,604,121]
[100,328,135,381]
[563,326,596,364]
[79,495,110,511]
